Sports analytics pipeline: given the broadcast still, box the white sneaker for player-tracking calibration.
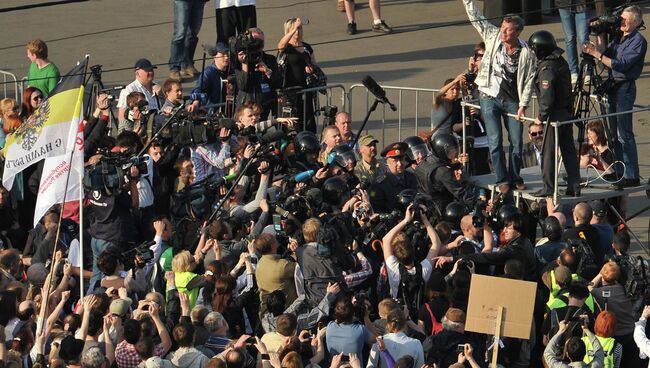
[571,73,578,85]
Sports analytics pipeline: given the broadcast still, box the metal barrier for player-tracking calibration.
[0,71,20,101]
[348,84,438,144]
[293,84,347,131]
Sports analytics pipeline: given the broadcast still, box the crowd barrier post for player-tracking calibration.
[0,70,19,102]
[295,84,347,130]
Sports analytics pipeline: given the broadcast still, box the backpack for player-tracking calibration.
[398,263,425,321]
[617,255,649,299]
[568,238,599,280]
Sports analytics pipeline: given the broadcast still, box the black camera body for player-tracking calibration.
[84,152,149,195]
[231,31,264,67]
[170,110,237,147]
[121,241,155,270]
[589,14,622,36]
[320,105,338,125]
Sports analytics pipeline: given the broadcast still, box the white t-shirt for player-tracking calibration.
[117,80,161,111]
[385,255,433,299]
[67,238,82,268]
[136,155,155,208]
[215,0,256,9]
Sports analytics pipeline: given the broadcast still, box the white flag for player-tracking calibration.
[33,122,84,227]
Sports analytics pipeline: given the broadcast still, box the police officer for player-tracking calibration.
[528,30,580,197]
[410,133,476,210]
[368,142,417,213]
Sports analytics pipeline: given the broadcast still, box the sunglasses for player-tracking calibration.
[530,131,543,137]
[474,53,484,59]
[32,95,43,101]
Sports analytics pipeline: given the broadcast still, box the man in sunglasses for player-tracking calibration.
[522,122,544,168]
[461,0,537,194]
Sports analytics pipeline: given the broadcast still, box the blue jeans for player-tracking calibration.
[608,81,639,179]
[558,8,589,75]
[169,0,205,71]
[89,237,115,293]
[480,95,524,186]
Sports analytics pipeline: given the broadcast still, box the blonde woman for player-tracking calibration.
[169,250,207,309]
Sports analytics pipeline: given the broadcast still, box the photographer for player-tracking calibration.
[189,43,231,112]
[543,320,604,367]
[190,125,235,182]
[430,73,464,137]
[582,5,647,188]
[87,143,141,292]
[97,246,148,297]
[435,212,537,282]
[381,203,442,320]
[442,214,495,255]
[234,28,282,120]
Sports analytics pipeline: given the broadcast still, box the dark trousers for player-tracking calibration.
[541,119,580,193]
[215,5,257,45]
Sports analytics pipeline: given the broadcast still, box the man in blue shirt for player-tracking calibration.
[189,43,232,113]
[583,5,647,187]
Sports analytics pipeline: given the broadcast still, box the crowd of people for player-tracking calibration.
[0,0,649,368]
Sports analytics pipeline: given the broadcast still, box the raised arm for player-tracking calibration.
[381,204,414,261]
[461,0,498,40]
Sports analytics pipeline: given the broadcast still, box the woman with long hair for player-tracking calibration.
[278,17,318,132]
[210,253,255,338]
[580,120,617,179]
[431,74,465,137]
[21,87,44,120]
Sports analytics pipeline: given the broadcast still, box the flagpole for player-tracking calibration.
[78,157,84,301]
[39,56,90,337]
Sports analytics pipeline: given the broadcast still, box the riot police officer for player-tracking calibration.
[368,142,418,213]
[528,30,580,197]
[410,133,476,210]
[293,131,322,171]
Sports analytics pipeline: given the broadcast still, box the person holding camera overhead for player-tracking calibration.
[582,5,647,188]
[430,74,464,138]
[460,0,537,194]
[278,18,317,132]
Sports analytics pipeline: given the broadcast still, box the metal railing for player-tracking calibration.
[292,84,347,131]
[0,71,19,101]
[348,85,438,144]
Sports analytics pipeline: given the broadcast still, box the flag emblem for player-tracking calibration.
[16,99,50,151]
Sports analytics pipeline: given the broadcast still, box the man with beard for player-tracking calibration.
[522,122,544,168]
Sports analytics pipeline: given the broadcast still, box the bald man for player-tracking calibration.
[445,214,495,254]
[561,202,604,265]
[335,112,355,147]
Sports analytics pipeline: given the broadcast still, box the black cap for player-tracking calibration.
[59,335,85,363]
[381,142,408,158]
[205,42,229,56]
[134,58,157,71]
[590,200,607,218]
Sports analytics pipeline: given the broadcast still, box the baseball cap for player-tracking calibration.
[109,298,133,318]
[590,200,607,218]
[381,142,408,158]
[134,58,157,71]
[205,42,229,57]
[359,135,379,146]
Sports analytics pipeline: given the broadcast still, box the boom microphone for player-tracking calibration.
[362,75,397,111]
[293,170,315,182]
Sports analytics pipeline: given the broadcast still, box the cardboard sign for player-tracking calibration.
[465,274,537,340]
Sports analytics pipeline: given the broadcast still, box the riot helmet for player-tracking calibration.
[294,131,321,162]
[431,133,459,165]
[331,144,357,172]
[528,30,557,60]
[322,177,350,207]
[444,201,468,230]
[403,135,431,164]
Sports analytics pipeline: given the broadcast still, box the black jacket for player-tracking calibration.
[455,235,537,281]
[414,155,476,210]
[534,48,573,123]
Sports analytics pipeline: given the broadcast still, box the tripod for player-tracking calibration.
[85,65,119,137]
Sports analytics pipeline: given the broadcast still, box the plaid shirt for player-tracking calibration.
[116,341,166,368]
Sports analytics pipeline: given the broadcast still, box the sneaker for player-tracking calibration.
[169,70,182,81]
[372,20,392,34]
[182,65,200,77]
[347,22,357,35]
[571,73,578,85]
[337,0,345,12]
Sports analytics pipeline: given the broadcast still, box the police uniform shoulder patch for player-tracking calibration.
[541,80,550,89]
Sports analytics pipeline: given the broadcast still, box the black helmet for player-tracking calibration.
[444,201,467,229]
[497,204,520,224]
[431,133,459,165]
[322,177,350,207]
[542,216,562,241]
[396,189,417,213]
[528,30,557,60]
[403,136,431,163]
[295,131,321,161]
[331,144,357,172]
[284,195,312,222]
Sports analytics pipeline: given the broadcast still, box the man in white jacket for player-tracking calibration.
[461,0,536,193]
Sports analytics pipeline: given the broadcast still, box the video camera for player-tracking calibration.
[84,151,149,195]
[320,105,338,126]
[169,110,237,147]
[230,31,264,67]
[588,5,635,36]
[121,240,155,270]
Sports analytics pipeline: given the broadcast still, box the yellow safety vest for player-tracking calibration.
[174,271,200,309]
[547,271,596,313]
[582,335,615,367]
